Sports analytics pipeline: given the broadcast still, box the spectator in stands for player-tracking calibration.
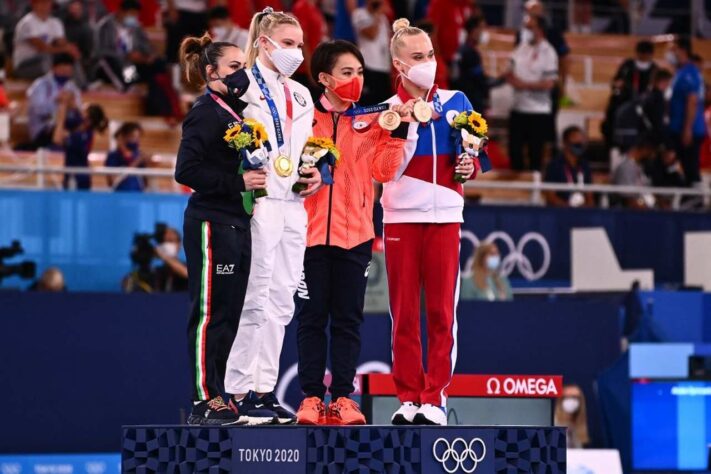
[52,98,107,190]
[460,242,512,301]
[164,0,209,64]
[105,121,147,192]
[153,227,188,292]
[95,0,183,121]
[25,53,81,150]
[12,0,81,80]
[521,0,570,122]
[506,14,558,171]
[543,125,593,207]
[602,40,658,149]
[641,68,673,145]
[28,267,66,292]
[612,139,657,208]
[208,6,249,50]
[456,15,489,113]
[554,384,590,449]
[291,0,327,95]
[352,0,392,104]
[650,146,685,209]
[60,0,93,74]
[668,37,707,185]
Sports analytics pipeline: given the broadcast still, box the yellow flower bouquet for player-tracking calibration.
[450,110,491,182]
[223,118,271,199]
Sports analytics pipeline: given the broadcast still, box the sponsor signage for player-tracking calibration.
[231,428,306,474]
[366,374,563,399]
[421,429,495,474]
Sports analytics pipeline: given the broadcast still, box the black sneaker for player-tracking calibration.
[187,396,246,426]
[260,392,296,425]
[229,391,277,425]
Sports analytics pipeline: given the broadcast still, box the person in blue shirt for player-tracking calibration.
[543,125,593,207]
[52,96,108,190]
[105,121,146,191]
[668,36,707,185]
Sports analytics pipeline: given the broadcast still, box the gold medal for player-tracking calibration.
[378,110,401,131]
[274,154,293,177]
[413,100,432,123]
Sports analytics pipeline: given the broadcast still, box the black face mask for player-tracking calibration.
[568,143,585,158]
[214,68,250,98]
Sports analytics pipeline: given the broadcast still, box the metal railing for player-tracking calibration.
[1,159,709,211]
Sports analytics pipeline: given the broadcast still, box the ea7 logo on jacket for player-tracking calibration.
[216,264,235,275]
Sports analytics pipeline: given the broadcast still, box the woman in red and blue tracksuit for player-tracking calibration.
[383,18,478,426]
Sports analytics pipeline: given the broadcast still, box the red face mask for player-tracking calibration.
[326,75,364,103]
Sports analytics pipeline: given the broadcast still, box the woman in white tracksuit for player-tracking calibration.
[224,8,319,425]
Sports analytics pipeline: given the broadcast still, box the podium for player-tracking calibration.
[122,425,566,473]
[122,374,566,472]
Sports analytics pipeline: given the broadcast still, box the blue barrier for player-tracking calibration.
[3,190,711,291]
[0,453,120,474]
[0,292,620,454]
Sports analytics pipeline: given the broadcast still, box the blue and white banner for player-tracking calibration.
[0,454,120,474]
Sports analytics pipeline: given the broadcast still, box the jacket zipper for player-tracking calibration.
[430,121,437,216]
[325,112,339,246]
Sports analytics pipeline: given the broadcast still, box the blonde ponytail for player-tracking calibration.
[390,17,427,57]
[244,8,301,67]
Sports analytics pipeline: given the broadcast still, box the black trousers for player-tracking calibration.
[508,110,553,171]
[296,241,372,400]
[184,216,251,401]
[671,132,703,185]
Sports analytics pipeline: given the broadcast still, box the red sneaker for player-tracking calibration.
[296,396,327,425]
[328,397,366,425]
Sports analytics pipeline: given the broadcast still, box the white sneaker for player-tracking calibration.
[391,402,420,425]
[413,404,447,425]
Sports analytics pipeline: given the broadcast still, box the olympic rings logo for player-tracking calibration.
[461,231,551,281]
[432,437,487,473]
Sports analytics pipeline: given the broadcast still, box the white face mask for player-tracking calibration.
[398,59,437,90]
[561,397,580,414]
[264,36,303,77]
[485,255,500,270]
[159,242,179,259]
[665,51,678,67]
[520,27,534,45]
[212,26,228,40]
[635,60,652,71]
[479,30,490,45]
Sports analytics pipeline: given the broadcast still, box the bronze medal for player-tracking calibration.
[378,110,401,131]
[413,100,433,123]
[274,154,293,177]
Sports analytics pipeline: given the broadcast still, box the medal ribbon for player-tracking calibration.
[251,64,292,153]
[209,93,242,122]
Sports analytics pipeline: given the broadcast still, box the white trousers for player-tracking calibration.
[224,198,307,394]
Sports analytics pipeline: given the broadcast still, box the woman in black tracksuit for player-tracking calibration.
[174,33,267,425]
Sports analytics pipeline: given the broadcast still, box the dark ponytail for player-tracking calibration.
[179,33,238,88]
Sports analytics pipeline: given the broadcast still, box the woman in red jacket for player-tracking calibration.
[294,39,412,425]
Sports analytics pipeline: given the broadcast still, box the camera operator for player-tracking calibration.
[122,224,188,293]
[153,227,188,292]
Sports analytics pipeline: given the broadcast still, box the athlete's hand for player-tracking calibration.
[390,99,417,121]
[243,169,267,191]
[298,166,322,197]
[456,156,476,179]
